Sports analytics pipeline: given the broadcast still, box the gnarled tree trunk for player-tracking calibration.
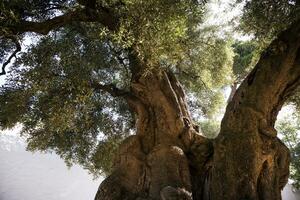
[95,20,300,200]
[211,20,300,200]
[95,53,213,200]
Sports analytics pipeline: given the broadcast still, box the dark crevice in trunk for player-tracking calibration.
[257,161,270,200]
[247,66,258,86]
[189,164,212,200]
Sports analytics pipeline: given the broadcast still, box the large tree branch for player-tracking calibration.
[6,7,119,36]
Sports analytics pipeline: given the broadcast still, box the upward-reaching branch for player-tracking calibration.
[211,19,300,200]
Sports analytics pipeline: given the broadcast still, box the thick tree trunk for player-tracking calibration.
[94,64,212,199]
[211,20,300,200]
[95,20,300,200]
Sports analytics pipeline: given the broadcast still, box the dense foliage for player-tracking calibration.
[239,0,300,41]
[231,41,257,83]
[0,0,233,175]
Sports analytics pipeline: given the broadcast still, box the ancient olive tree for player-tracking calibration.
[0,0,300,200]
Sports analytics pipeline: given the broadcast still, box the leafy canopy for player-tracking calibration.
[0,0,233,175]
[239,0,300,43]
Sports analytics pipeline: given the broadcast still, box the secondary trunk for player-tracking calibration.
[211,20,300,200]
[95,20,300,200]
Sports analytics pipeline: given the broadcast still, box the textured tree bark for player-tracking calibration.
[211,20,300,200]
[95,20,300,200]
[95,67,213,200]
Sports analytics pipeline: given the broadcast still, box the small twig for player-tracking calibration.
[0,36,21,76]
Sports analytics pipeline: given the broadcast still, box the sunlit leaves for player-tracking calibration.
[231,40,258,83]
[109,0,206,67]
[199,119,220,138]
[178,31,234,119]
[239,0,300,41]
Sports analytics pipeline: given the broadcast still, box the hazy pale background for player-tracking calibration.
[0,127,103,200]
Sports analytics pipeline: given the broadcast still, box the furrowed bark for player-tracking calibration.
[211,19,300,200]
[95,55,213,199]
